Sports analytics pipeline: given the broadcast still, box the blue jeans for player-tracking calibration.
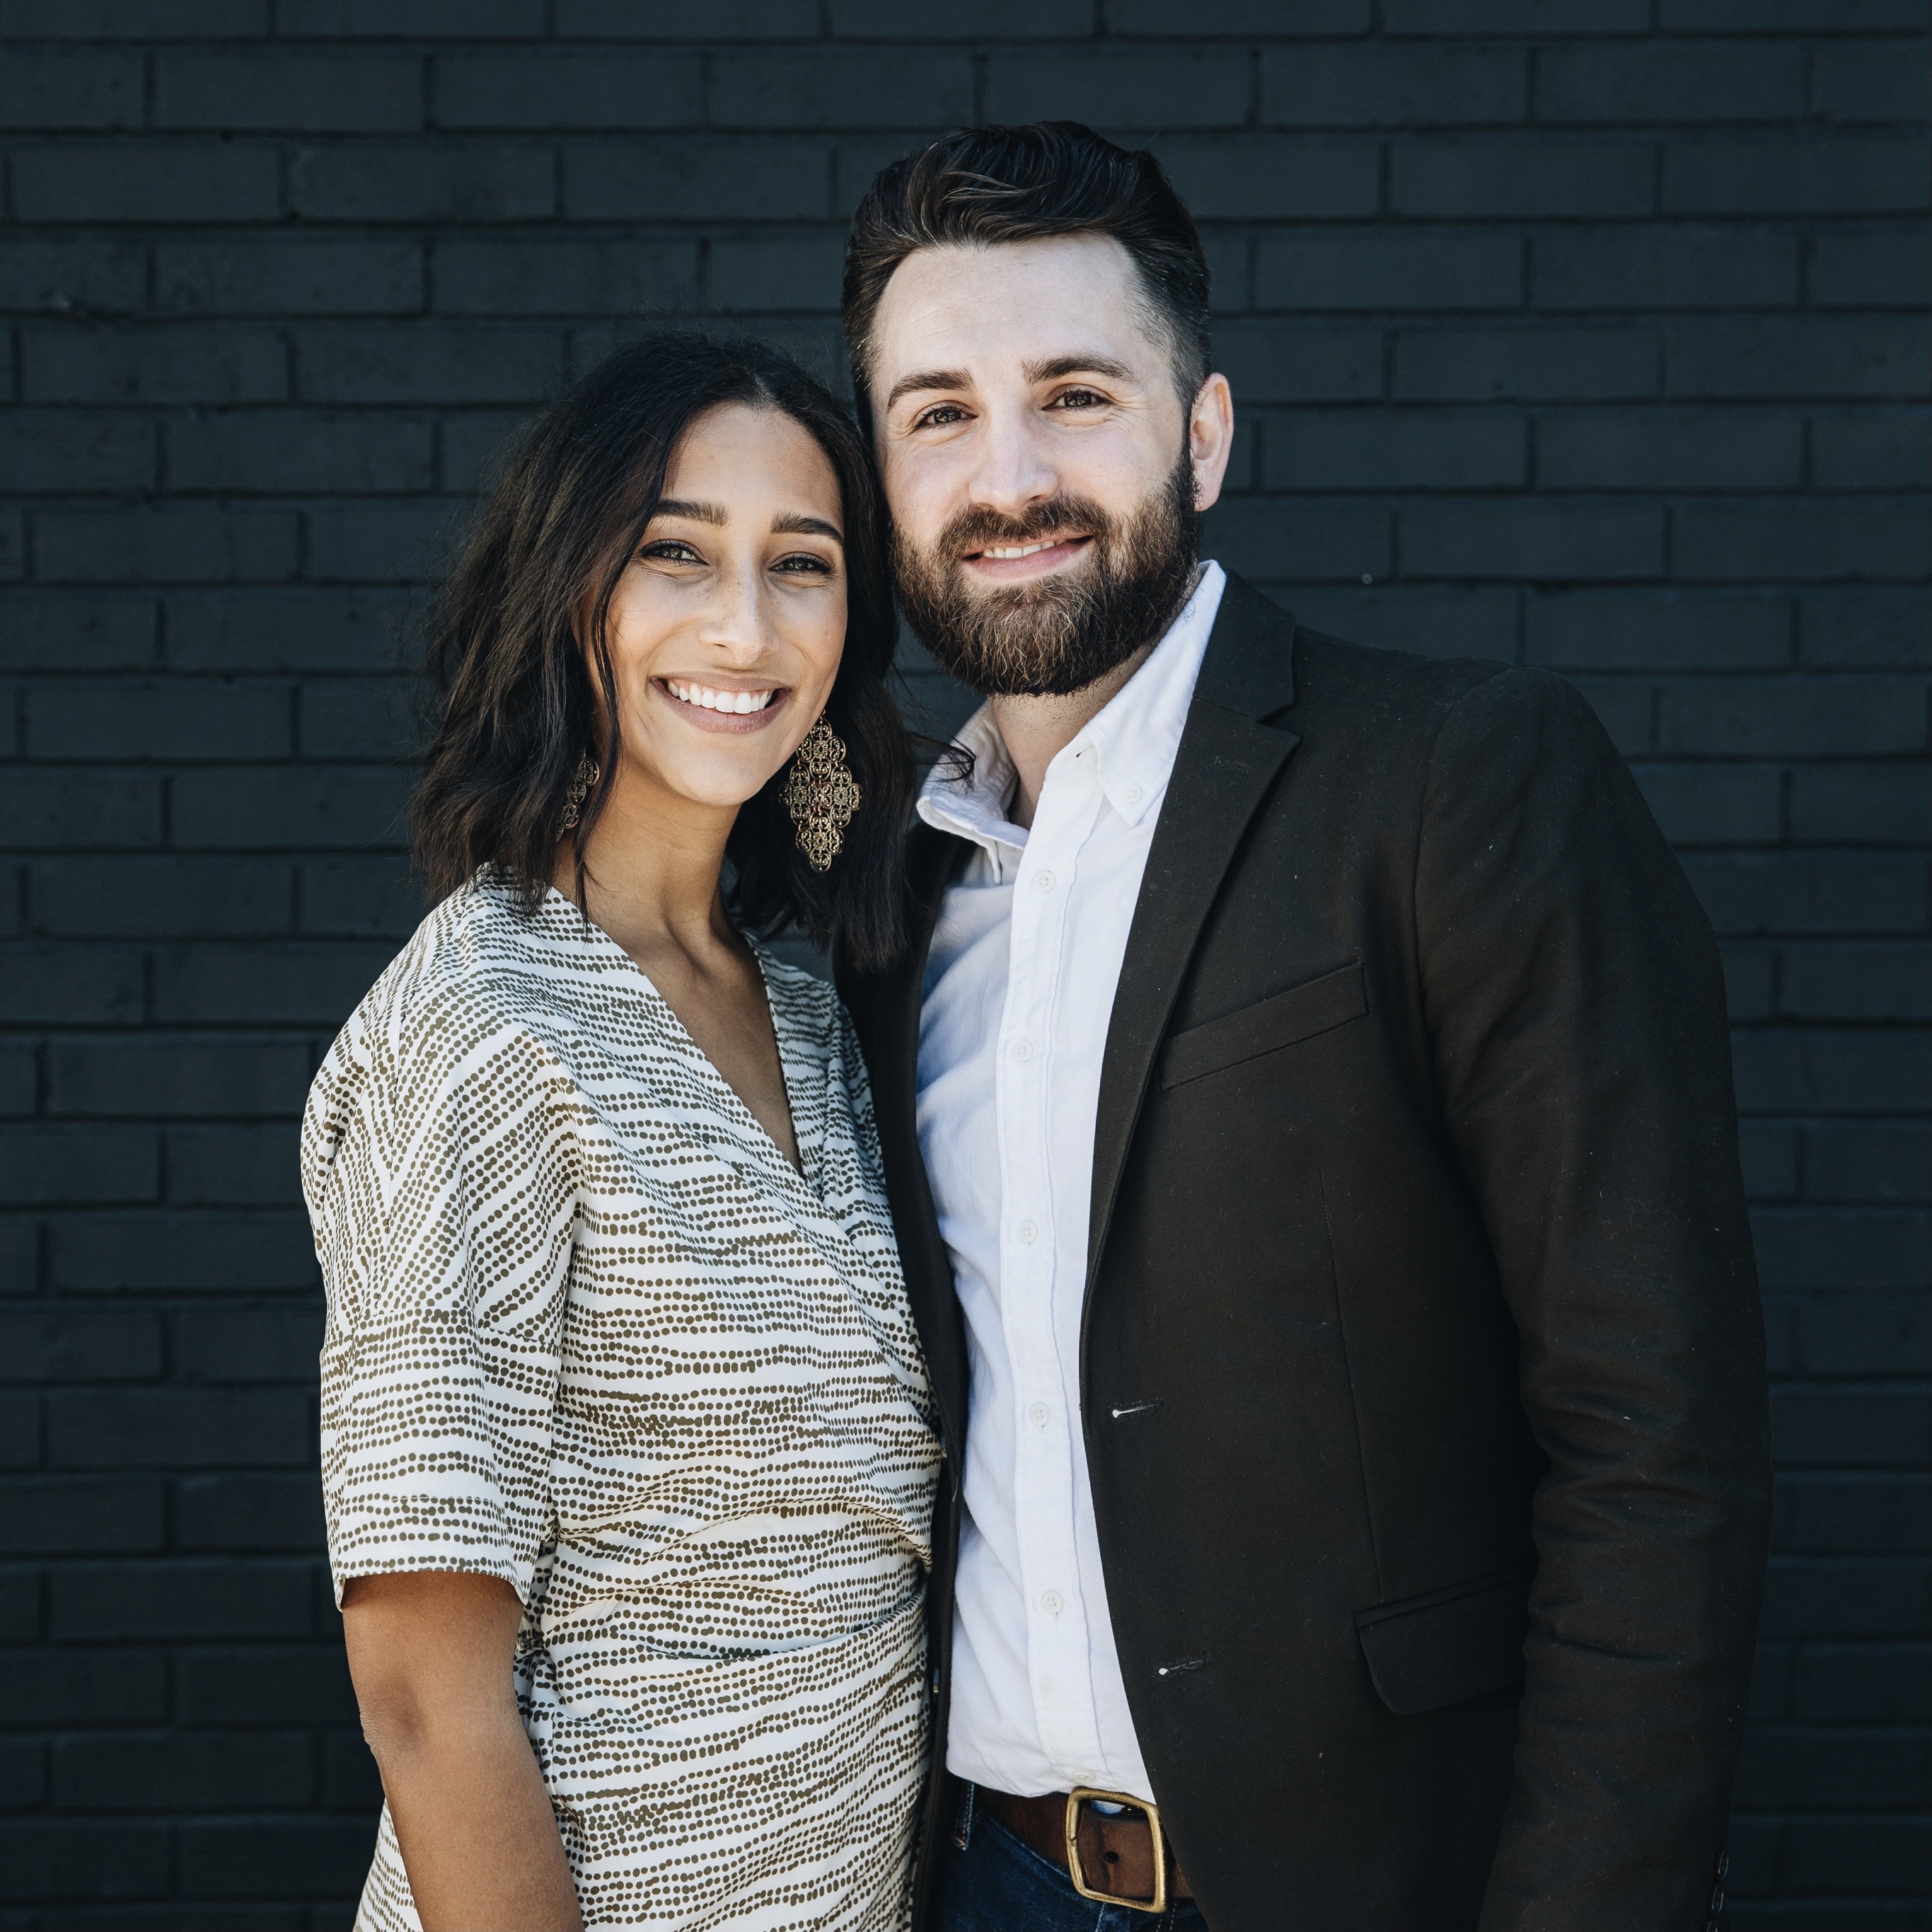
[933,1784,1211,1932]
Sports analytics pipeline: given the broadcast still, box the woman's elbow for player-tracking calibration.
[340,1569,528,1776]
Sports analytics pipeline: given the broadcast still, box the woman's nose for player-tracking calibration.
[695,557,773,660]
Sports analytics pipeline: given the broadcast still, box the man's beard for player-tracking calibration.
[891,450,1200,699]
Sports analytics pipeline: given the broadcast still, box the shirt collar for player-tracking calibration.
[920,703,1027,866]
[918,560,1226,867]
[1077,560,1225,829]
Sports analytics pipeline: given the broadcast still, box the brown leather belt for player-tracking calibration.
[976,1785,1193,1907]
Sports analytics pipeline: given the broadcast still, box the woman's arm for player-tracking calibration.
[342,1571,584,1932]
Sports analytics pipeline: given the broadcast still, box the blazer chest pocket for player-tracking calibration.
[1157,960,1367,1092]
[1354,1567,1532,1717]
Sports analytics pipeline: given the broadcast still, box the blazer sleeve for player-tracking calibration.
[1412,666,1772,1931]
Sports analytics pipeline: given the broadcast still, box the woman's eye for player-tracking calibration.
[639,539,701,564]
[773,553,834,577]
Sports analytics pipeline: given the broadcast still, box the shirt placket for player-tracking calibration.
[992,751,1106,1783]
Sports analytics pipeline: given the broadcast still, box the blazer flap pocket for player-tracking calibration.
[1354,1568,1530,1717]
[1159,961,1366,1091]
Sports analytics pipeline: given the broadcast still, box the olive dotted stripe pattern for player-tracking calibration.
[301,876,943,1931]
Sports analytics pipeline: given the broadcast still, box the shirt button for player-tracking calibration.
[1039,1590,1064,1616]
[1009,1039,1034,1063]
[1032,869,1055,892]
[1123,784,1143,806]
[1027,1401,1051,1428]
[1015,1219,1039,1245]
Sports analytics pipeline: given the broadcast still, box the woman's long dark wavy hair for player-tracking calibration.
[412,332,910,971]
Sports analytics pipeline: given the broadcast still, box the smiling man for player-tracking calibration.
[835,123,1772,1932]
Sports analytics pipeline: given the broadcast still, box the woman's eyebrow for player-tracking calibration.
[772,512,843,541]
[652,497,727,525]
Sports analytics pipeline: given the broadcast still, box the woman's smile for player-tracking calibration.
[654,674,793,733]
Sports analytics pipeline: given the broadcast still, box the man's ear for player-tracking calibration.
[1188,373,1235,515]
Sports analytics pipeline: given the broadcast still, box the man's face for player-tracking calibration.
[867,233,1233,697]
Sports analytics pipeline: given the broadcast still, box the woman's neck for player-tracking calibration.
[557,768,741,968]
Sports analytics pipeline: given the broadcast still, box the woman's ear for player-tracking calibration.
[569,584,619,752]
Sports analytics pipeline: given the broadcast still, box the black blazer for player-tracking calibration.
[838,574,1772,1932]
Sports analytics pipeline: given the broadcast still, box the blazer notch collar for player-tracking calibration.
[1193,569,1299,724]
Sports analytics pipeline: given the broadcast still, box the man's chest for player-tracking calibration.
[916,816,1157,1103]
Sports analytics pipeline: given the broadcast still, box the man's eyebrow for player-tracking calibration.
[650,498,726,526]
[1024,354,1137,384]
[884,354,1139,415]
[771,512,843,542]
[885,368,971,412]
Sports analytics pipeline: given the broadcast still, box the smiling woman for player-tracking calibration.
[299,335,939,1932]
[414,330,910,973]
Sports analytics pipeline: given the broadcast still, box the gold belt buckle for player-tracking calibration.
[1065,1786,1169,1915]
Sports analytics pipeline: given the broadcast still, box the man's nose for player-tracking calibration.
[966,403,1058,521]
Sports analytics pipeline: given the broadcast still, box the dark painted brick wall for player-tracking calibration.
[2,3,1928,1926]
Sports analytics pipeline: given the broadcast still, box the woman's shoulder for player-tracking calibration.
[341,872,545,1041]
[303,876,582,1150]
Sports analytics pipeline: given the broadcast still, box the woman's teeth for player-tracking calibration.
[665,680,777,714]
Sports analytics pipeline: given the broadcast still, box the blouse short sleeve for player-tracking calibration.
[302,913,577,1608]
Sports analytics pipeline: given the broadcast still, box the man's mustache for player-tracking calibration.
[932,495,1113,562]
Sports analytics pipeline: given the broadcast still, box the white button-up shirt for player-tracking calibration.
[915,562,1226,1802]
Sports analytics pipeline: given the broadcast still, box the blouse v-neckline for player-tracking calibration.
[540,886,821,1196]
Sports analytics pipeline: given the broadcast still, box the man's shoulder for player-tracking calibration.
[1210,579,1614,804]
[1277,607,1607,764]
[1206,573,1522,733]
[1276,616,1624,826]
[1288,619,1515,724]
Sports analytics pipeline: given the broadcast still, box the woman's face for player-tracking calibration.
[594,400,848,816]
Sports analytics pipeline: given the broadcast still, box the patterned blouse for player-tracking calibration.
[301,876,941,1932]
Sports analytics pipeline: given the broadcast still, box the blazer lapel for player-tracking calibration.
[1084,574,1302,1309]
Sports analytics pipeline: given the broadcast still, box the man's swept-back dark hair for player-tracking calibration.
[842,121,1210,429]
[412,331,910,971]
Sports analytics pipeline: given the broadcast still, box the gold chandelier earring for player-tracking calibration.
[560,751,599,831]
[782,715,861,872]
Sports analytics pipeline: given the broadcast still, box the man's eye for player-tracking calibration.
[1051,388,1107,410]
[913,404,968,429]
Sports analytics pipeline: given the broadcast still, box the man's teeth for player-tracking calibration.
[981,538,1072,560]
[666,681,777,714]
